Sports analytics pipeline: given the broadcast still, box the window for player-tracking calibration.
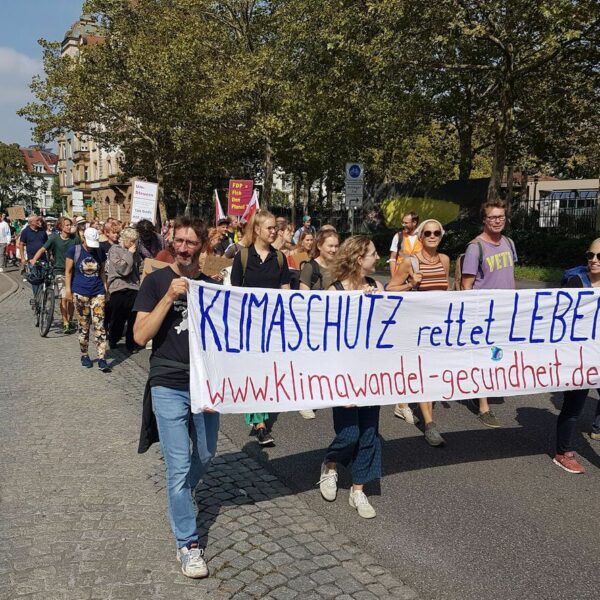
[84,166,89,181]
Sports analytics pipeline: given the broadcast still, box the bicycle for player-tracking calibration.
[27,262,57,337]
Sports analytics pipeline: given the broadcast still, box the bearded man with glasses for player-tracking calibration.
[133,216,219,579]
[460,200,518,428]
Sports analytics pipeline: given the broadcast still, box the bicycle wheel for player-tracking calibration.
[33,286,44,327]
[39,286,55,337]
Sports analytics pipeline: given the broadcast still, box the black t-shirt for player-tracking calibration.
[230,244,291,288]
[133,266,212,389]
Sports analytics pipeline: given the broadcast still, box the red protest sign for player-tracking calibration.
[227,179,253,216]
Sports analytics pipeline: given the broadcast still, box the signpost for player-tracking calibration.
[72,190,84,214]
[345,162,364,233]
[130,180,159,224]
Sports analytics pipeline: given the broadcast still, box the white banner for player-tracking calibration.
[130,180,159,224]
[188,282,600,413]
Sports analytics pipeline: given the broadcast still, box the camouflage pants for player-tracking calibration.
[74,293,107,359]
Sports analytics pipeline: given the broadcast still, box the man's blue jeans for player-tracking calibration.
[151,386,220,548]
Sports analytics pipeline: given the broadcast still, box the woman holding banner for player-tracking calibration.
[388,219,450,446]
[553,238,600,474]
[230,210,291,446]
[318,235,384,519]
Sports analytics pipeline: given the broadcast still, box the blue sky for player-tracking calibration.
[0,0,84,147]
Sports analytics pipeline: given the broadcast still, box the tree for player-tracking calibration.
[0,142,38,210]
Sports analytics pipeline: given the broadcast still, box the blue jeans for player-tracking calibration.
[151,386,220,548]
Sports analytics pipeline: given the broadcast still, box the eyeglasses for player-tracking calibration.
[585,252,600,261]
[422,230,442,238]
[486,215,506,222]
[173,237,200,248]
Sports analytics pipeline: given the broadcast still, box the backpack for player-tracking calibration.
[239,246,284,286]
[292,259,323,291]
[332,276,376,291]
[454,236,517,291]
[561,265,591,287]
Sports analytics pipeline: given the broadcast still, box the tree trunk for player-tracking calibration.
[262,137,273,209]
[155,159,167,226]
[506,165,514,215]
[458,124,474,181]
[184,180,192,216]
[291,173,299,227]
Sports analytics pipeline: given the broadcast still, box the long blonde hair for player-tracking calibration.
[330,235,372,287]
[241,209,275,247]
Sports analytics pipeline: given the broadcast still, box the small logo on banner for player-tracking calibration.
[491,347,503,361]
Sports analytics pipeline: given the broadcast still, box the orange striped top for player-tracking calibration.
[417,256,448,291]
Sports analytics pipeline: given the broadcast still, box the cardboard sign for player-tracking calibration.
[188,283,600,413]
[227,179,253,216]
[131,181,159,224]
[201,254,233,277]
[7,206,26,220]
[141,258,171,281]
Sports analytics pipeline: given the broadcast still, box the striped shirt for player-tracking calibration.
[417,255,448,291]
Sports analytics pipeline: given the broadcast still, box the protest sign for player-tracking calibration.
[141,258,170,281]
[227,180,253,216]
[7,206,26,220]
[201,255,233,277]
[130,180,159,224]
[188,283,600,413]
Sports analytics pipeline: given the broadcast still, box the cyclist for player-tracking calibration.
[29,217,78,334]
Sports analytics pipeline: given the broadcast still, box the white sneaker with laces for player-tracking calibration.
[176,544,208,578]
[349,489,376,519]
[393,404,419,424]
[299,409,316,419]
[317,463,338,501]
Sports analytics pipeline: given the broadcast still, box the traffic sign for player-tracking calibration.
[345,162,364,182]
[344,162,364,208]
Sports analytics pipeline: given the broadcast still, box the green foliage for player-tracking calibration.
[382,196,460,229]
[0,142,38,209]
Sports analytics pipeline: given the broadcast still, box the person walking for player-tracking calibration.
[318,235,384,519]
[133,216,219,578]
[460,200,517,428]
[388,212,421,276]
[64,227,110,371]
[106,227,142,352]
[29,217,78,334]
[230,209,291,445]
[0,212,11,271]
[553,238,600,474]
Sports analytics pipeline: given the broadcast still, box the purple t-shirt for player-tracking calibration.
[462,237,516,290]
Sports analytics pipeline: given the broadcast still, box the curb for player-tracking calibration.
[0,272,19,304]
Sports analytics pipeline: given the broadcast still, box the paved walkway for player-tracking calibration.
[0,280,419,599]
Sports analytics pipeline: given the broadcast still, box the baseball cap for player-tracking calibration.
[84,227,100,248]
[303,215,311,222]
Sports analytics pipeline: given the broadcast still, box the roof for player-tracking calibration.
[20,147,58,175]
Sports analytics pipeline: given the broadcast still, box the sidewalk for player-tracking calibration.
[0,284,419,599]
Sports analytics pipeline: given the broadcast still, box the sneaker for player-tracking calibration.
[394,404,419,424]
[63,323,70,334]
[349,489,376,519]
[478,410,500,428]
[256,427,274,446]
[80,355,93,368]
[424,422,445,447]
[317,463,338,501]
[590,431,600,441]
[69,322,77,333]
[97,359,111,373]
[299,409,316,419]
[0,267,3,273]
[553,452,585,474]
[176,543,208,579]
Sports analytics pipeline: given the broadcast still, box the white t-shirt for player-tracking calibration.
[0,220,11,244]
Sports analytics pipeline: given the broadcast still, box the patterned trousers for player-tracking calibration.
[74,293,107,359]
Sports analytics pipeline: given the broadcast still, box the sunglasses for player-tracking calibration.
[585,252,600,261]
[422,230,442,238]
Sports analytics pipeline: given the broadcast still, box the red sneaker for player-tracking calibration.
[553,452,585,474]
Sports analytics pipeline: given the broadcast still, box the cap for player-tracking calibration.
[75,216,86,225]
[303,215,311,222]
[217,218,230,226]
[84,227,100,248]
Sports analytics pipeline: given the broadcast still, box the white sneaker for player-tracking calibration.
[394,404,419,424]
[349,489,376,519]
[0,267,3,272]
[317,463,338,501]
[176,544,208,578]
[299,409,316,419]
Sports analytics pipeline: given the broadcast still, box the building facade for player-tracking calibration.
[19,147,58,214]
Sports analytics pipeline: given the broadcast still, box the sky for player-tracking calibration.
[0,0,84,147]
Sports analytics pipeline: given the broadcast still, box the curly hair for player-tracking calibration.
[330,235,372,287]
[120,227,139,246]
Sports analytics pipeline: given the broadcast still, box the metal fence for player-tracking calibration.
[512,189,599,234]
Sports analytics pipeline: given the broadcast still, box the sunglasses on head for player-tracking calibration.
[585,251,600,261]
[422,230,442,238]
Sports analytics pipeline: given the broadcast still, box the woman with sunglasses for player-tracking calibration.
[318,236,384,518]
[387,219,450,445]
[553,238,600,474]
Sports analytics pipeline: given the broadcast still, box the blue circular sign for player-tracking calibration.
[348,164,362,178]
